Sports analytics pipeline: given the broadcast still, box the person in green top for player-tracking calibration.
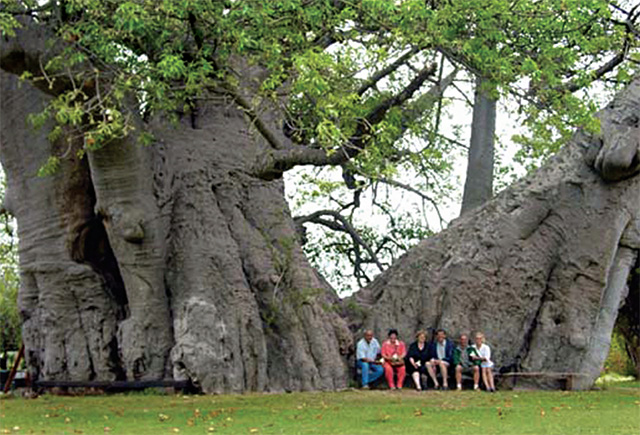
[453,334,481,390]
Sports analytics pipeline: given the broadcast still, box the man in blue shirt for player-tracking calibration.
[426,328,455,390]
[356,330,384,389]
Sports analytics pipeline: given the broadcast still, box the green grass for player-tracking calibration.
[1,383,639,435]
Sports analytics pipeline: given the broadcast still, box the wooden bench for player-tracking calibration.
[500,372,582,390]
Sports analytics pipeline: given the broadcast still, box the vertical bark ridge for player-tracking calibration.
[87,138,174,380]
[0,71,123,382]
[151,103,350,392]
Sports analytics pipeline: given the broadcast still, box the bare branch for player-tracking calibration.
[294,209,385,272]
[376,177,446,226]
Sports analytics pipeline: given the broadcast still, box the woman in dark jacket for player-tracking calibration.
[406,330,429,391]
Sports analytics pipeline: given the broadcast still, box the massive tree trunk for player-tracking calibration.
[351,78,640,389]
[0,70,352,393]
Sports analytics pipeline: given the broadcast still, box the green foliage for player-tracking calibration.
[0,180,20,356]
[0,10,20,36]
[36,155,61,177]
[3,0,637,287]
[7,0,634,161]
[603,332,636,377]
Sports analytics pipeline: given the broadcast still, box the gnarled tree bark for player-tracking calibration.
[0,69,352,393]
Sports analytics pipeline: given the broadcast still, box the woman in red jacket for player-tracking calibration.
[381,329,407,390]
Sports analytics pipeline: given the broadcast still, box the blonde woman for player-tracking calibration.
[471,332,496,392]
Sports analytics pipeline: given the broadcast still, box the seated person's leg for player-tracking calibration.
[455,365,463,390]
[383,362,395,389]
[396,365,406,389]
[426,360,439,388]
[358,360,370,387]
[439,361,450,388]
[473,366,480,390]
[481,367,490,390]
[370,363,384,384]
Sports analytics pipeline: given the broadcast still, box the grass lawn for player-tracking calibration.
[1,382,639,435]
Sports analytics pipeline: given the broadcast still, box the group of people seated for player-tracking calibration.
[356,328,496,392]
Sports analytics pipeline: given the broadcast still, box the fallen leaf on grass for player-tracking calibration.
[540,408,546,417]
[171,428,180,433]
[64,417,71,423]
[187,418,195,427]
[249,429,259,433]
[1,430,10,434]
[110,408,124,417]
[207,428,215,433]
[73,430,83,434]
[158,413,170,422]
[413,409,423,417]
[315,414,323,420]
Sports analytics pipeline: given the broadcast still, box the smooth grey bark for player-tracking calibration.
[351,77,640,389]
[460,76,497,215]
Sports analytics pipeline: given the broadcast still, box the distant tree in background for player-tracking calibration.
[0,180,20,370]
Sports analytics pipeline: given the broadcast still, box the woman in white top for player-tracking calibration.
[471,332,496,392]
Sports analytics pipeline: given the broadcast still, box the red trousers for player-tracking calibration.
[383,362,406,388]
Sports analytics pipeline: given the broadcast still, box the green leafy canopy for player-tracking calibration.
[1,0,637,290]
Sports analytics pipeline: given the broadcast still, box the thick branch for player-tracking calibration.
[225,87,288,150]
[562,40,630,94]
[364,62,437,126]
[391,69,458,143]
[356,46,422,96]
[253,63,439,177]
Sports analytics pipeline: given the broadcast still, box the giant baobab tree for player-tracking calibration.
[0,0,637,392]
